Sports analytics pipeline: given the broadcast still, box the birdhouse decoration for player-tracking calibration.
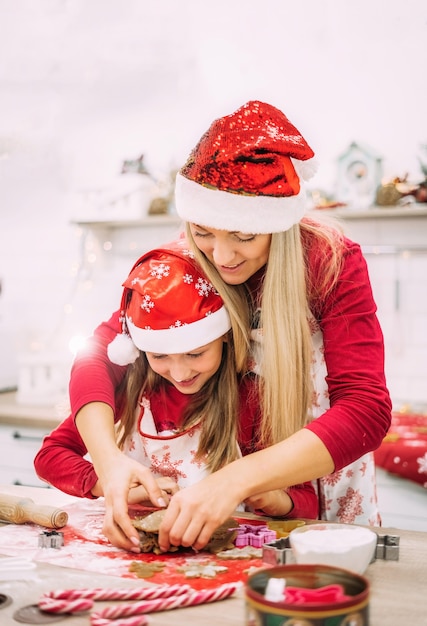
[335,142,383,209]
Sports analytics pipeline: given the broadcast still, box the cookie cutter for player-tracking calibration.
[373,533,400,561]
[38,530,64,549]
[235,524,277,548]
[262,536,296,565]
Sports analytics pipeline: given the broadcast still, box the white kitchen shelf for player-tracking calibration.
[72,215,182,229]
[323,204,427,220]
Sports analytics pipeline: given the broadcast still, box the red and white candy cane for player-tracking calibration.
[91,615,149,626]
[90,582,239,624]
[38,583,191,614]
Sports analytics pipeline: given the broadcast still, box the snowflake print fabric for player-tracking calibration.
[123,396,212,488]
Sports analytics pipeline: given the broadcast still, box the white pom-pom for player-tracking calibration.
[292,157,319,181]
[107,333,140,365]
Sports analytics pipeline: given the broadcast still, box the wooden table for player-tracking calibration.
[0,485,426,625]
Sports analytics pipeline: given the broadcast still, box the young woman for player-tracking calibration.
[34,242,317,551]
[67,101,392,554]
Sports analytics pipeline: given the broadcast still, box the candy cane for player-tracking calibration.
[39,597,93,613]
[90,615,149,626]
[38,584,191,614]
[90,582,239,620]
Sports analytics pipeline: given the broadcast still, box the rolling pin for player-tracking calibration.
[0,494,68,529]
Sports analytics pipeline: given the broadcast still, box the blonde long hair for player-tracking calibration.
[186,215,345,447]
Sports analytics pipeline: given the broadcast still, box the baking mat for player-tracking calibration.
[0,499,268,590]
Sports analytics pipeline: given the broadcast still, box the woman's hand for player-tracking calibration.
[158,470,243,553]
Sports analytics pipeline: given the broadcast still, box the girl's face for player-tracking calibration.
[189,224,271,285]
[145,337,225,394]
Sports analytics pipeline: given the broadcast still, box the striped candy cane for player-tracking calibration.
[90,615,149,626]
[90,582,239,621]
[38,584,191,614]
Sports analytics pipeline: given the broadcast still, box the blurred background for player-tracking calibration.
[0,0,426,528]
[0,0,426,408]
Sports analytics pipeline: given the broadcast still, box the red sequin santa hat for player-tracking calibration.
[107,240,231,365]
[175,100,317,234]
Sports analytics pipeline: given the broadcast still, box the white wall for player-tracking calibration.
[0,0,426,404]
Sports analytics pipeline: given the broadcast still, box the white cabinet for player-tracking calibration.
[0,392,61,487]
[0,423,50,487]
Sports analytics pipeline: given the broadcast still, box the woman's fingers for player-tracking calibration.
[157,471,243,552]
[158,498,223,552]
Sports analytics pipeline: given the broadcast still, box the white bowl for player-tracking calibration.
[289,523,377,575]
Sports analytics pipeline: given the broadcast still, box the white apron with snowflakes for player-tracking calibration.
[251,316,381,526]
[123,396,210,488]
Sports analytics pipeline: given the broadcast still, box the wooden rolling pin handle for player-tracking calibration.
[0,495,68,529]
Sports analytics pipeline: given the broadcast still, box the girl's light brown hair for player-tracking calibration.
[116,331,249,472]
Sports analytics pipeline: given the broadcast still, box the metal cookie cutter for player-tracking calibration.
[38,530,64,549]
[373,533,400,561]
[262,536,296,565]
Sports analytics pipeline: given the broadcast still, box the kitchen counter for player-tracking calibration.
[0,392,65,429]
[0,485,426,625]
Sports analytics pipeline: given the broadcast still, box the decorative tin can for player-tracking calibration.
[246,564,369,625]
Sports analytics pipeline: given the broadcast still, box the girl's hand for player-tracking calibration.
[75,403,167,552]
[127,477,180,505]
[99,452,168,552]
[244,489,294,517]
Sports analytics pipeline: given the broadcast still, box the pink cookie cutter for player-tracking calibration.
[234,524,277,548]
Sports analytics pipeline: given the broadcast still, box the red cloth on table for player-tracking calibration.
[374,413,427,489]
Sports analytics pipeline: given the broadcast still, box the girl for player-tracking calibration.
[34,242,317,549]
[67,101,392,553]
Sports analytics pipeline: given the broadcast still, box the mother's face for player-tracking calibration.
[188,223,271,285]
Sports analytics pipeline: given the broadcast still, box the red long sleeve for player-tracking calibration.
[34,415,98,498]
[37,376,318,518]
[286,484,319,519]
[69,310,127,421]
[304,239,392,469]
[66,236,391,510]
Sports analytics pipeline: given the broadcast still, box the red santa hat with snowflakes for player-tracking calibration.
[107,240,231,365]
[175,100,317,234]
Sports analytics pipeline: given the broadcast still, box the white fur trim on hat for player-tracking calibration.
[175,173,308,234]
[291,156,319,182]
[107,332,140,366]
[126,305,230,354]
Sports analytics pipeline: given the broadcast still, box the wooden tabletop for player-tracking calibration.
[0,485,426,625]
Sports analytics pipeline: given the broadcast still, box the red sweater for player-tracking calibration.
[301,236,392,468]
[34,376,318,518]
[36,234,391,518]
[68,236,391,470]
